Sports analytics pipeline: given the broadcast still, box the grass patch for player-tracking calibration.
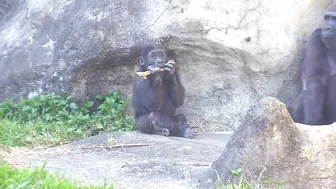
[0,91,136,147]
[216,168,255,189]
[216,169,285,189]
[0,162,114,189]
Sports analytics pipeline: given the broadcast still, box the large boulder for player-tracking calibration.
[0,0,333,130]
[211,97,336,189]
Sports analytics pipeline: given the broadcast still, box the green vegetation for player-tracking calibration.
[0,91,136,147]
[0,162,114,189]
[216,168,255,189]
[216,169,285,189]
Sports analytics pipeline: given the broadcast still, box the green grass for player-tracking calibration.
[0,119,84,147]
[216,169,285,189]
[0,91,136,147]
[0,162,114,189]
[216,169,256,189]
[216,178,256,189]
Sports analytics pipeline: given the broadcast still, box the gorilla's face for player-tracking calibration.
[140,45,167,71]
[146,48,167,68]
[321,12,336,49]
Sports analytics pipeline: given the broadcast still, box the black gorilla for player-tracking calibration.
[287,3,336,125]
[132,44,197,138]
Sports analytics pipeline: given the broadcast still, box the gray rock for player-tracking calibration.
[211,97,336,189]
[2,131,232,189]
[0,0,332,130]
[0,0,22,25]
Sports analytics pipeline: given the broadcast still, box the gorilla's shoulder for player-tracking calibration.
[308,28,323,43]
[306,28,326,51]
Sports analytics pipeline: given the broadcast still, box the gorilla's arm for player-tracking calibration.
[301,29,327,124]
[302,29,328,89]
[167,74,185,108]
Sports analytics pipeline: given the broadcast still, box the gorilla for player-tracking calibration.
[132,44,197,138]
[287,2,336,125]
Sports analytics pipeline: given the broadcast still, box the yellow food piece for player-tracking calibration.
[136,69,164,79]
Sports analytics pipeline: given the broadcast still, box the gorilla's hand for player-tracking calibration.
[163,60,176,75]
[147,65,163,83]
[183,127,197,139]
[147,65,161,74]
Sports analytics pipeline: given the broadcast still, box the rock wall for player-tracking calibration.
[211,97,336,189]
[0,0,333,131]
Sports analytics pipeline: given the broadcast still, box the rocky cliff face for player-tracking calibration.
[0,0,332,131]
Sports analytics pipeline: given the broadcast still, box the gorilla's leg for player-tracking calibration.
[136,112,196,138]
[286,92,305,123]
[303,79,325,125]
[135,113,170,136]
[170,113,196,138]
[325,75,336,124]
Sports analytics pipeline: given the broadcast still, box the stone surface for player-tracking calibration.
[0,0,333,130]
[211,97,336,189]
[1,131,232,189]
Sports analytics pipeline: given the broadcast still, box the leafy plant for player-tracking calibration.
[93,91,135,132]
[231,168,242,176]
[216,168,255,189]
[0,91,136,147]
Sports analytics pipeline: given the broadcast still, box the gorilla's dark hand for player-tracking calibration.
[163,60,176,75]
[147,65,161,74]
[147,65,163,83]
[183,127,197,139]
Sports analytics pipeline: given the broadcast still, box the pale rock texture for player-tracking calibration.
[211,97,336,189]
[0,0,333,130]
[1,132,232,189]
